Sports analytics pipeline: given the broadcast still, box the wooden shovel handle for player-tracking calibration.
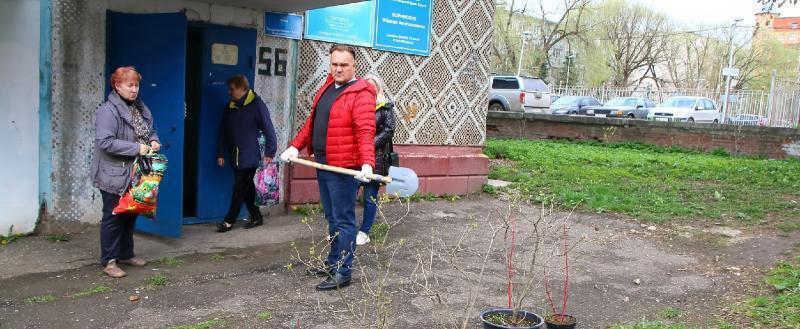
[289,157,392,183]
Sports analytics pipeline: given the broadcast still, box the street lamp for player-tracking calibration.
[722,17,744,123]
[565,51,576,87]
[516,31,534,76]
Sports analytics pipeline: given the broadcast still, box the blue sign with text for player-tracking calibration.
[264,12,303,40]
[373,0,432,56]
[305,1,376,47]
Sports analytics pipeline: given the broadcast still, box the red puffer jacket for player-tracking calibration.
[291,75,376,169]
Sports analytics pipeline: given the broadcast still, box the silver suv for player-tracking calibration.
[488,75,551,112]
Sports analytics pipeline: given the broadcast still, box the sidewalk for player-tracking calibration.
[0,213,311,280]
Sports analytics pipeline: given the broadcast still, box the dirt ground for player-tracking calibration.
[1,195,798,329]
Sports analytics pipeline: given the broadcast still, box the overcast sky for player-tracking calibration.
[633,0,800,26]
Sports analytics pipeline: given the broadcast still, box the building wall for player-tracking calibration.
[45,0,297,230]
[0,0,40,235]
[293,0,494,146]
[487,112,800,159]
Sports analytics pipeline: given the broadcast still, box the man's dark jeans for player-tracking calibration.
[315,155,360,277]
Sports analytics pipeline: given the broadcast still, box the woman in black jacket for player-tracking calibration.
[357,74,396,246]
[216,75,277,232]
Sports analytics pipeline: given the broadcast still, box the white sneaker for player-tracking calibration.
[356,231,371,246]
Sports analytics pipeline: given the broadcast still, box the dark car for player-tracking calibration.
[727,114,767,126]
[585,97,656,119]
[549,96,601,115]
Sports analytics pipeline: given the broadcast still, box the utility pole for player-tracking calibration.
[516,31,533,76]
[722,18,743,123]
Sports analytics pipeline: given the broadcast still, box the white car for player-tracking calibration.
[648,96,721,123]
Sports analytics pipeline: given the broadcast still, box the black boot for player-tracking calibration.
[244,217,263,229]
[315,273,351,291]
[216,222,234,233]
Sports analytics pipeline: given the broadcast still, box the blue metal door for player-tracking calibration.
[190,24,257,224]
[106,11,186,237]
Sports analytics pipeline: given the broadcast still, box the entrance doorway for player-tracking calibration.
[107,11,257,236]
[183,23,257,225]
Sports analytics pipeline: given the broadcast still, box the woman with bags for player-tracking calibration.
[216,75,278,232]
[356,74,396,246]
[91,66,160,278]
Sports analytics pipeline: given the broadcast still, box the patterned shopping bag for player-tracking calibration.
[254,162,280,206]
[113,153,168,218]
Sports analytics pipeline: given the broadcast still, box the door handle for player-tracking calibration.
[163,143,170,150]
[170,126,177,132]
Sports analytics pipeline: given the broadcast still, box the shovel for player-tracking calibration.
[288,157,419,197]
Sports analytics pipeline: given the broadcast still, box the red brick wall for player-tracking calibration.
[486,112,800,159]
[286,145,489,205]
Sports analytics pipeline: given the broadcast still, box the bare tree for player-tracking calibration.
[662,32,720,89]
[596,0,670,87]
[529,0,593,78]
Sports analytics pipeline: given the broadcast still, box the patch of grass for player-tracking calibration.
[257,310,272,320]
[166,319,226,329]
[292,204,322,217]
[440,193,461,202]
[714,321,734,329]
[609,320,690,329]
[777,220,800,233]
[157,257,184,267]
[661,307,680,319]
[24,294,56,304]
[485,139,800,224]
[71,284,111,298]
[147,274,170,288]
[407,192,438,202]
[45,233,72,243]
[740,257,800,328]
[210,254,225,262]
[370,222,391,244]
[484,313,505,325]
[1,225,26,246]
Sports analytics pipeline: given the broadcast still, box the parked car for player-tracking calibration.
[488,75,551,112]
[550,96,602,115]
[727,114,768,126]
[585,97,656,119]
[647,96,720,123]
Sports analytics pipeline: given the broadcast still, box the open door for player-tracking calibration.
[106,11,186,238]
[187,24,257,224]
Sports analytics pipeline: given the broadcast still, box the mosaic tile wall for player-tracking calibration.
[293,0,494,146]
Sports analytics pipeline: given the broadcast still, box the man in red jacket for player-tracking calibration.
[280,44,376,290]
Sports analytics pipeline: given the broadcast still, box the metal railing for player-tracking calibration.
[549,83,800,128]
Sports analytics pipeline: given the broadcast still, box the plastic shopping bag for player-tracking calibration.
[254,162,280,207]
[113,153,168,218]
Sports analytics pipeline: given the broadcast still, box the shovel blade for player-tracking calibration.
[386,166,418,198]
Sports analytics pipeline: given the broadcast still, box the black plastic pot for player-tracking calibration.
[480,308,545,329]
[544,314,576,329]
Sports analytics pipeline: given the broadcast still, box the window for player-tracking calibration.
[779,33,786,40]
[792,22,798,29]
[705,99,716,110]
[522,78,549,91]
[790,33,798,41]
[695,100,705,110]
[492,77,519,90]
[646,100,656,108]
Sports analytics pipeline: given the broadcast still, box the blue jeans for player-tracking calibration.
[316,155,360,277]
[360,182,380,234]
